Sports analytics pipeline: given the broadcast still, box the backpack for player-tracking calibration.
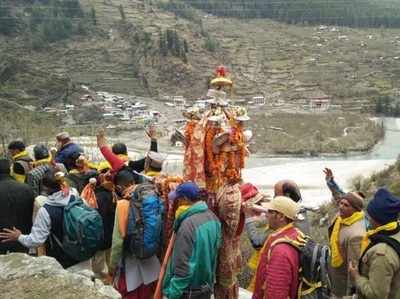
[270,231,331,299]
[52,195,104,262]
[124,183,164,259]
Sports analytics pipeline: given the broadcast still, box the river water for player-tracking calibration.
[243,117,400,207]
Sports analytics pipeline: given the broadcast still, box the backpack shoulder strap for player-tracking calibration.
[370,234,400,258]
[267,235,304,261]
[117,200,130,238]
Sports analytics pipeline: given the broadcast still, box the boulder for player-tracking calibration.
[0,253,121,299]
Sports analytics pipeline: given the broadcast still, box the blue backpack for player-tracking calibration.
[124,183,164,259]
[53,196,104,262]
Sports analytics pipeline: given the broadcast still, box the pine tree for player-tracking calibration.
[172,30,180,56]
[0,2,17,36]
[166,29,174,51]
[183,39,189,53]
[90,7,97,25]
[159,31,168,56]
[119,4,126,21]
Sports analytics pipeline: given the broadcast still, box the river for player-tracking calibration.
[243,117,400,207]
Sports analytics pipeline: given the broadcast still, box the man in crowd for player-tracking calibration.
[27,144,66,197]
[55,132,83,171]
[110,169,160,298]
[252,196,301,299]
[0,159,34,254]
[163,182,221,299]
[91,171,116,279]
[0,169,80,268]
[8,140,33,182]
[240,183,271,291]
[324,168,367,298]
[349,188,400,299]
[274,179,310,233]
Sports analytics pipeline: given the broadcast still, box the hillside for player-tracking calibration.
[178,0,400,27]
[1,0,400,105]
[1,0,400,152]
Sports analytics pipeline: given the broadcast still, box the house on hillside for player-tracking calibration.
[173,96,186,107]
[309,96,331,112]
[250,96,266,106]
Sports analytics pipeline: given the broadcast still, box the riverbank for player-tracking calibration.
[249,112,384,155]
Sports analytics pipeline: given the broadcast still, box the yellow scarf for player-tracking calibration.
[32,156,52,166]
[330,211,364,268]
[360,221,398,255]
[145,170,160,177]
[175,205,191,218]
[11,150,31,182]
[12,150,29,161]
[248,224,271,271]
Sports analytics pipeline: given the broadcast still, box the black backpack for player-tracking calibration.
[270,230,331,299]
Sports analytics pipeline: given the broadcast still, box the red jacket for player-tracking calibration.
[100,146,125,175]
[252,223,300,299]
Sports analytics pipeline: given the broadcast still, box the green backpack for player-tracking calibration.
[55,196,104,261]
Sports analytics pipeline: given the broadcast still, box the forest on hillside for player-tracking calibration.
[0,0,94,48]
[161,0,400,27]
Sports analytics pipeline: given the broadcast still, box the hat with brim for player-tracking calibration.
[248,192,269,205]
[260,196,300,220]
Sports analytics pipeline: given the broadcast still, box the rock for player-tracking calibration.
[0,253,121,299]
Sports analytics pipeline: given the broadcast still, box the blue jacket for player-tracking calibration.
[55,143,83,171]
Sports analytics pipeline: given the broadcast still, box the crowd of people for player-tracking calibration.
[0,128,400,299]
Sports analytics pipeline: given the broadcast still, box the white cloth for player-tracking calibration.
[124,254,161,292]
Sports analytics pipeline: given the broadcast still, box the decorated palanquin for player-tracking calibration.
[180,66,253,299]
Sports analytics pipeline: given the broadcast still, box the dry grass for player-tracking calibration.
[249,112,383,155]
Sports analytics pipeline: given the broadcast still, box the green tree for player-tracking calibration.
[166,29,174,50]
[204,36,218,52]
[0,2,17,35]
[119,4,126,21]
[183,39,189,53]
[90,7,97,25]
[159,31,168,56]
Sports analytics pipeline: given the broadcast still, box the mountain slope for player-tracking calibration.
[1,0,400,110]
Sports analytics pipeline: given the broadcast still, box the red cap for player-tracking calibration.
[240,183,259,201]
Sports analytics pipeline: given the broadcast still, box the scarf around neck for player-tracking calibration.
[330,211,364,268]
[360,221,399,255]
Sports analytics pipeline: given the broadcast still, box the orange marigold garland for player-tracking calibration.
[205,124,224,191]
[184,120,196,149]
[224,120,246,183]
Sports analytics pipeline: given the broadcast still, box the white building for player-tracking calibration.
[309,97,331,112]
[173,96,186,107]
[251,96,266,106]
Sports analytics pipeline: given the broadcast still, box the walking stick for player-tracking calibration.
[154,232,176,299]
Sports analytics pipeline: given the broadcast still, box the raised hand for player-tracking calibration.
[323,167,333,181]
[97,128,107,148]
[146,124,157,140]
